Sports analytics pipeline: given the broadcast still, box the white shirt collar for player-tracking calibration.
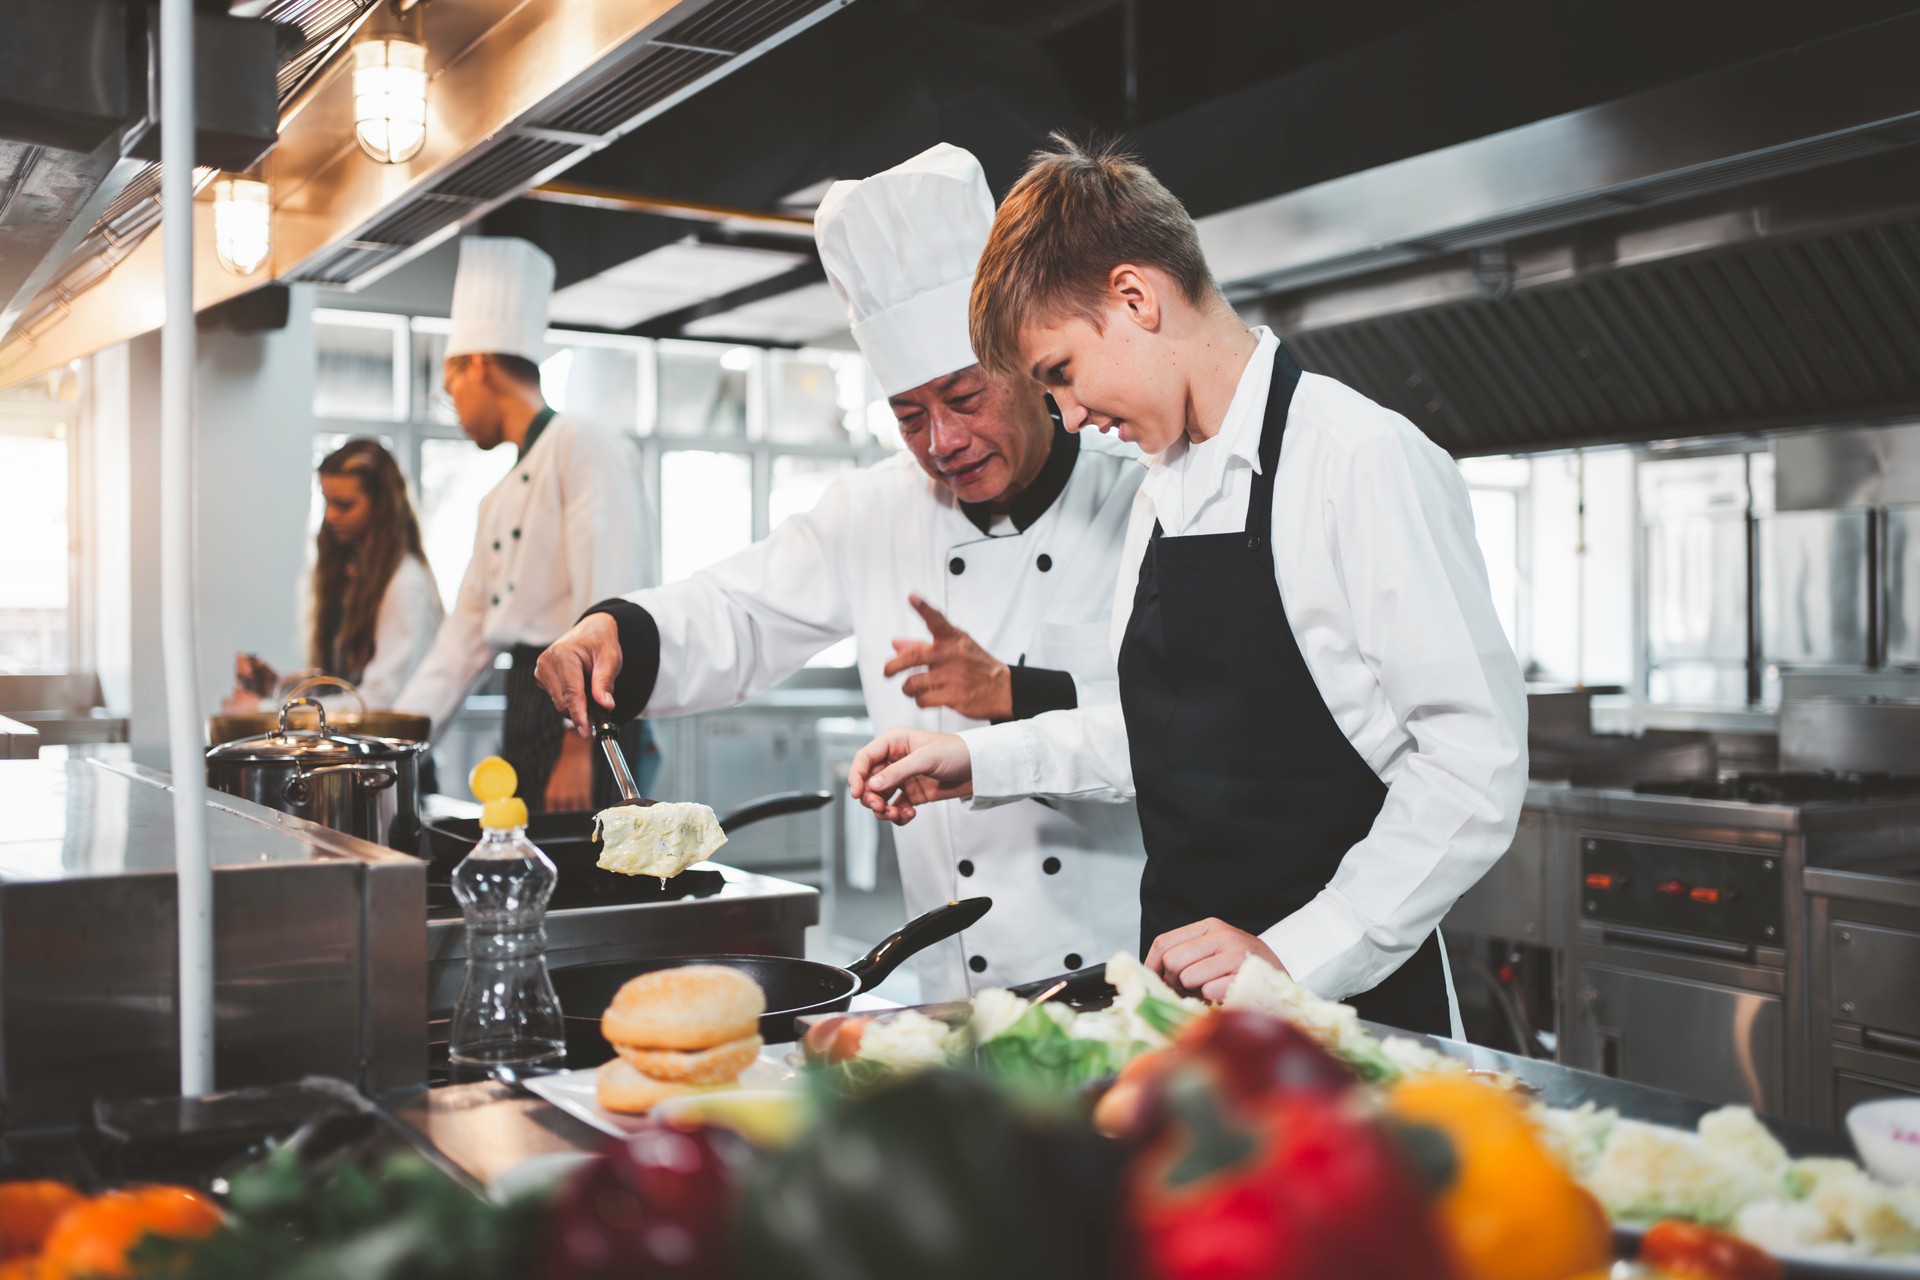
[1140,326,1281,528]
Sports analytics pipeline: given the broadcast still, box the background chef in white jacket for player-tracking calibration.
[536,144,1149,1001]
[394,237,653,812]
[850,137,1528,1034]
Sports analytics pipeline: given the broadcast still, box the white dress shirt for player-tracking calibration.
[962,327,1528,1002]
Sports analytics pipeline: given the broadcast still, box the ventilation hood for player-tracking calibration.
[0,0,850,387]
[1223,11,1920,455]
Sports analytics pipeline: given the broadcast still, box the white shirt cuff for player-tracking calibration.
[1261,891,1377,1002]
[958,722,1033,809]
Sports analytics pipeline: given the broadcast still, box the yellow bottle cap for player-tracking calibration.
[470,756,518,804]
[481,796,529,830]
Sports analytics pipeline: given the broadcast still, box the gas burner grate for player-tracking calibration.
[1633,771,1920,805]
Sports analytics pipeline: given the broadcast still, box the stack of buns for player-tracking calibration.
[596,965,768,1114]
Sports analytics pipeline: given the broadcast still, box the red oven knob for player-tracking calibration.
[1689,886,1736,904]
[1658,879,1688,897]
[1584,872,1625,890]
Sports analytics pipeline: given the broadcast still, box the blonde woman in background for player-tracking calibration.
[228,438,443,712]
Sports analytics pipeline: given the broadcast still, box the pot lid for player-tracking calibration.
[204,698,422,764]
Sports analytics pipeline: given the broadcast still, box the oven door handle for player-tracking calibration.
[1862,1028,1920,1060]
[1599,923,1755,963]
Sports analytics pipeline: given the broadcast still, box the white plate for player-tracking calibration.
[523,1050,803,1139]
[1614,1220,1920,1276]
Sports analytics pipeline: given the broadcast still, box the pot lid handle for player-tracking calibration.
[278,696,330,737]
[283,674,368,718]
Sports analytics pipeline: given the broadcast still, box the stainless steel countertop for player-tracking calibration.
[0,756,416,881]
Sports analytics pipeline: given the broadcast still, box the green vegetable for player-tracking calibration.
[130,1144,542,1280]
[736,1069,1123,1280]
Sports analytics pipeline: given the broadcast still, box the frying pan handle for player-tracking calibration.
[846,897,992,992]
[716,790,833,834]
[1006,964,1113,1003]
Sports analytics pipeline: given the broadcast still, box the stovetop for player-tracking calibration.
[1632,770,1920,806]
[424,866,730,921]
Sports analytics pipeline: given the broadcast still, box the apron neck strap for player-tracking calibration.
[1245,343,1305,540]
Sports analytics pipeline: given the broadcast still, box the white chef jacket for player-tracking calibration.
[396,414,651,738]
[962,328,1528,1003]
[296,553,444,708]
[622,436,1149,1001]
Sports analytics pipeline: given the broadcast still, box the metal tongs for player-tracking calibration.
[595,721,654,811]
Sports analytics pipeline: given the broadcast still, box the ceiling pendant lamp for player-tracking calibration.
[353,1,429,165]
[212,175,272,276]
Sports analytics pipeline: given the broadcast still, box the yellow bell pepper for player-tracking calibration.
[1384,1076,1612,1280]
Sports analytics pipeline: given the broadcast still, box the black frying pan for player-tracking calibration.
[550,896,992,1060]
[420,789,834,874]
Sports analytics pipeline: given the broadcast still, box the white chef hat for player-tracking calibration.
[814,143,994,397]
[446,236,555,363]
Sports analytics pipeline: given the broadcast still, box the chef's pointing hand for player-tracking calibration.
[882,595,1013,721]
[847,727,974,825]
[1145,918,1286,1004]
[536,613,624,738]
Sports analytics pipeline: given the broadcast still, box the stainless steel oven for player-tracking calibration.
[1567,827,1794,1117]
[1805,862,1920,1129]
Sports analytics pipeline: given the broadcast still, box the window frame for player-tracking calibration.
[310,313,894,649]
[0,377,87,693]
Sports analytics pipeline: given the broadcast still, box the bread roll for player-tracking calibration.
[601,965,766,1051]
[596,1057,715,1114]
[615,1033,763,1084]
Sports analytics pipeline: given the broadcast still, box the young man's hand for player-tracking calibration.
[1145,918,1285,1003]
[847,727,974,825]
[882,595,1013,722]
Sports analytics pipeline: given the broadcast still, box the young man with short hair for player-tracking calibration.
[850,137,1527,1034]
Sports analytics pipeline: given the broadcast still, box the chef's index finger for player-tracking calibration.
[882,642,932,678]
[907,594,958,638]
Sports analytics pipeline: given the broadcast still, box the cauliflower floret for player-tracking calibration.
[1732,1199,1850,1255]
[1378,1036,1469,1081]
[1222,955,1363,1049]
[1808,1163,1920,1255]
[1105,951,1203,1047]
[968,988,1031,1045]
[856,1009,959,1071]
[1532,1102,1618,1178]
[1586,1119,1775,1226]
[1698,1106,1791,1180]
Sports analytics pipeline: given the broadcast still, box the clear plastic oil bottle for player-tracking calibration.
[448,756,566,1080]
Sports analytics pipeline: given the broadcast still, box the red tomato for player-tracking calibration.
[1640,1220,1784,1280]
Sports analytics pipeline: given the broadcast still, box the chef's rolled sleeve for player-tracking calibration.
[582,598,660,724]
[1002,665,1076,722]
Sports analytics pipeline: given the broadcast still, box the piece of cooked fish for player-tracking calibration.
[593,802,727,878]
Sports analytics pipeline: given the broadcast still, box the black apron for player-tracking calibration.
[1116,344,1449,1035]
[504,645,649,811]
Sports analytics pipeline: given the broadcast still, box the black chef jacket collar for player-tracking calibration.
[959,410,1079,536]
[517,404,557,462]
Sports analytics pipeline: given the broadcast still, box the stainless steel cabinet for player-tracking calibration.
[1571,961,1786,1115]
[1759,509,1871,668]
[1889,505,1920,668]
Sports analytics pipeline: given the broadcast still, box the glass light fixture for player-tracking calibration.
[212,176,271,276]
[353,32,428,164]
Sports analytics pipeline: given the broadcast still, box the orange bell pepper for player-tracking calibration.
[1384,1076,1611,1280]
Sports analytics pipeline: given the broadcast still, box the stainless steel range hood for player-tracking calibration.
[0,0,852,387]
[1225,12,1920,456]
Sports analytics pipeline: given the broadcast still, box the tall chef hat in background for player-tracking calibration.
[446,236,555,363]
[814,142,995,397]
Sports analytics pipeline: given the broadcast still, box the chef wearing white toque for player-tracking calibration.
[536,143,1149,1000]
[395,237,654,812]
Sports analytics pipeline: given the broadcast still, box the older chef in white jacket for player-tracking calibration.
[395,237,652,812]
[537,144,1148,1001]
[851,137,1528,1034]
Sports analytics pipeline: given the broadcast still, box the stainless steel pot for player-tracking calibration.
[205,697,427,852]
